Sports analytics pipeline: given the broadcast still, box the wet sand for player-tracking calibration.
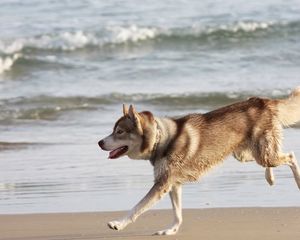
[1,208,300,240]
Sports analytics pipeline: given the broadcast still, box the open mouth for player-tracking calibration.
[109,146,128,159]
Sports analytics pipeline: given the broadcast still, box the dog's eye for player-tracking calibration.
[116,129,124,135]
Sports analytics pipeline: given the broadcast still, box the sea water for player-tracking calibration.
[0,0,300,213]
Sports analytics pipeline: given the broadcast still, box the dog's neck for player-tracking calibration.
[149,117,177,166]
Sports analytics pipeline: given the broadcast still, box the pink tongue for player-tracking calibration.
[109,148,122,159]
[108,146,128,159]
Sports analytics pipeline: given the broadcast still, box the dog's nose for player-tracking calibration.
[98,140,104,149]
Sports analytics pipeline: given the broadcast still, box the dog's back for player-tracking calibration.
[161,91,300,182]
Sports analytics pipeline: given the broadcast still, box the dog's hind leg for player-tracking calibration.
[107,176,171,231]
[284,152,300,190]
[265,167,275,186]
[154,184,182,235]
[258,151,300,189]
[234,148,276,186]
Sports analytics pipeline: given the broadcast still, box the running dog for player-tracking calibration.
[98,87,300,235]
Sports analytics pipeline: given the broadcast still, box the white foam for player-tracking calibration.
[232,21,272,32]
[18,26,158,50]
[0,54,21,74]
[0,31,103,74]
[0,40,24,54]
[0,31,101,54]
[207,21,274,34]
[109,25,158,43]
[25,31,100,51]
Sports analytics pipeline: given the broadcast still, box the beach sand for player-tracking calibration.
[1,208,300,240]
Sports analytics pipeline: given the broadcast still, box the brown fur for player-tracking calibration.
[149,97,282,183]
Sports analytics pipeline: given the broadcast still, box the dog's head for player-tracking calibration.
[98,104,157,160]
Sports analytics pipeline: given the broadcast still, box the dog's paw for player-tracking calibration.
[107,220,127,231]
[153,227,179,236]
[265,168,275,186]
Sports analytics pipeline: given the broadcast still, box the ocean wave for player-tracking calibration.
[0,27,158,55]
[108,90,292,108]
[0,20,299,54]
[160,21,275,41]
[0,142,43,151]
[0,95,105,121]
[0,20,299,74]
[0,90,291,122]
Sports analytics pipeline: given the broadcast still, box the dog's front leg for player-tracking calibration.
[154,184,182,235]
[107,178,171,231]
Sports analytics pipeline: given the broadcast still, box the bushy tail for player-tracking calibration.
[277,86,300,127]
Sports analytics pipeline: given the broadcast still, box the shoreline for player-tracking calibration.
[1,207,299,240]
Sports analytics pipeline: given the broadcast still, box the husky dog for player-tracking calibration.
[98,87,300,235]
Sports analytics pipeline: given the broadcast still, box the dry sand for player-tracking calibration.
[1,208,300,240]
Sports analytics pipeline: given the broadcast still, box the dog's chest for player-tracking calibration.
[153,158,169,180]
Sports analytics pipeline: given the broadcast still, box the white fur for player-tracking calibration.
[154,184,182,235]
[286,152,300,189]
[101,135,126,151]
[108,180,172,232]
[265,167,275,186]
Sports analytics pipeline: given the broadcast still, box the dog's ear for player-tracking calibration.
[123,104,128,116]
[128,105,143,134]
